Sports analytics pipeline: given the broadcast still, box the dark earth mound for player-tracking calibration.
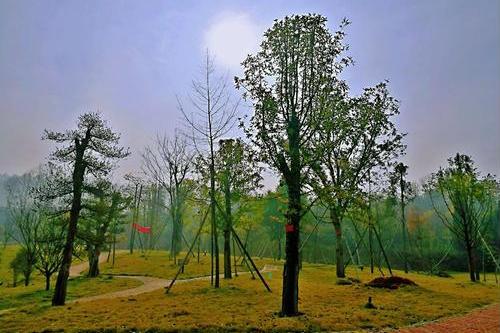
[366,276,417,289]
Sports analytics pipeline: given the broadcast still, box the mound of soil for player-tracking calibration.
[366,276,417,289]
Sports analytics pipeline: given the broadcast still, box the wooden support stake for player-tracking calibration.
[231,227,271,292]
[165,209,209,294]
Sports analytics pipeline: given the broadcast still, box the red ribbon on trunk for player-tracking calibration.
[285,224,295,233]
[133,223,151,234]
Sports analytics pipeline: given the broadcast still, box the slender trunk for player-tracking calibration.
[465,242,477,282]
[130,184,138,254]
[331,209,345,278]
[88,247,100,278]
[482,249,486,282]
[400,172,409,274]
[45,273,51,291]
[210,170,219,287]
[369,227,374,273]
[223,183,232,279]
[474,249,480,281]
[232,236,238,276]
[52,142,86,306]
[24,270,31,286]
[112,232,116,267]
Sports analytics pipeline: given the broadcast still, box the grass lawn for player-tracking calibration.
[0,246,142,311]
[99,249,273,279]
[1,247,499,332]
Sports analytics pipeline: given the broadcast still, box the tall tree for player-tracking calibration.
[309,82,404,278]
[142,134,192,262]
[215,138,262,278]
[236,14,349,316]
[180,52,238,288]
[389,162,415,273]
[425,153,496,282]
[43,112,129,305]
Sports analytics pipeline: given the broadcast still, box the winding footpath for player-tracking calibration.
[68,257,278,304]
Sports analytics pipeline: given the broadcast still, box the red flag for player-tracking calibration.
[133,223,151,234]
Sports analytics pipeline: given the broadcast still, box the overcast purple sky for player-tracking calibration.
[0,0,499,183]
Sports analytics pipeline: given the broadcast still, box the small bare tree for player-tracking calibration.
[179,51,238,288]
[142,134,193,262]
[7,172,39,286]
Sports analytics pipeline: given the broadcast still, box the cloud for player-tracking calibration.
[204,12,262,72]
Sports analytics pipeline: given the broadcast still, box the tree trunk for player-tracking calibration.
[369,227,374,273]
[465,243,477,282]
[223,184,232,279]
[281,113,301,317]
[52,141,86,306]
[331,209,345,278]
[210,167,219,288]
[88,247,100,278]
[474,249,480,281]
[281,186,300,315]
[281,170,301,316]
[23,270,31,286]
[129,184,139,254]
[400,172,409,274]
[45,273,51,291]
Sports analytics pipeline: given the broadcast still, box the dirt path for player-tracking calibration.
[69,250,128,278]
[69,264,279,304]
[397,303,500,333]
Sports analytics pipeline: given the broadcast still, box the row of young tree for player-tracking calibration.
[2,13,498,317]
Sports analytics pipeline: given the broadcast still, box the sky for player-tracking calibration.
[0,0,499,185]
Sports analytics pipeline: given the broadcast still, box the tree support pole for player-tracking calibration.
[231,227,271,292]
[181,232,196,258]
[372,225,393,276]
[165,209,209,294]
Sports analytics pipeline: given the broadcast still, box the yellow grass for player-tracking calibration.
[0,246,142,311]
[99,250,272,279]
[1,248,498,332]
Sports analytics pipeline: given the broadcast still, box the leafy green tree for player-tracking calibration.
[214,138,262,278]
[309,82,404,278]
[425,153,497,282]
[80,180,130,277]
[10,247,33,287]
[33,214,66,290]
[389,163,416,273]
[43,112,129,305]
[236,14,350,315]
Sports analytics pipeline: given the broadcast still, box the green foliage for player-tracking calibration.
[425,153,498,281]
[215,138,262,201]
[427,154,496,247]
[236,14,351,180]
[10,247,34,287]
